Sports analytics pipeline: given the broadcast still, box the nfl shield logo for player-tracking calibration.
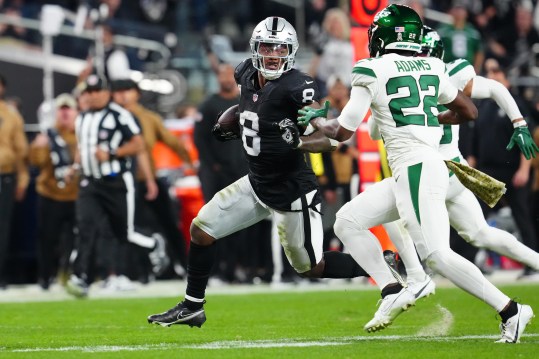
[253,94,258,102]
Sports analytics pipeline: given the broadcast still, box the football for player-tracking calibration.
[217,104,240,136]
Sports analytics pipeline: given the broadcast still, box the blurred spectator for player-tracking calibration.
[111,78,193,277]
[29,93,78,290]
[438,0,484,73]
[0,3,27,43]
[467,58,539,279]
[308,7,354,97]
[78,23,133,84]
[0,72,29,290]
[488,2,539,76]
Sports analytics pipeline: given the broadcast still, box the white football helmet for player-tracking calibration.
[249,17,298,80]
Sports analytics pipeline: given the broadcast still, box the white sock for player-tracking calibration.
[383,220,427,283]
[334,218,396,290]
[427,249,509,311]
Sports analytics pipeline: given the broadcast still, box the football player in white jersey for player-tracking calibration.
[299,4,534,342]
[378,26,539,300]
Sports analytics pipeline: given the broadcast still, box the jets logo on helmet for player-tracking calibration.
[421,25,445,60]
[249,17,299,80]
[368,4,423,57]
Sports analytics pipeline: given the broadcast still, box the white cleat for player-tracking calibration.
[407,276,436,300]
[496,304,534,343]
[364,287,416,333]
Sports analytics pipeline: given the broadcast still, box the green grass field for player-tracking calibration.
[1,284,538,358]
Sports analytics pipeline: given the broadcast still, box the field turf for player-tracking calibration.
[1,284,538,358]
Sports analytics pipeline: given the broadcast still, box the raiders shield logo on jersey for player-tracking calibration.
[253,94,258,102]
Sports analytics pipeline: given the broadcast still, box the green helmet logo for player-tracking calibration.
[421,25,445,60]
[368,4,423,57]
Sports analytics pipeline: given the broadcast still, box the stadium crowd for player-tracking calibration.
[2,0,539,296]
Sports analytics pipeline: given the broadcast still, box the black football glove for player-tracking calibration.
[212,123,240,142]
[274,118,301,149]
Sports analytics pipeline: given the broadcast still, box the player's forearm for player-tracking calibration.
[298,131,338,153]
[439,91,478,124]
[117,135,145,157]
[137,150,155,181]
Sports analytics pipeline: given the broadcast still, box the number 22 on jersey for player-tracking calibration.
[386,75,440,128]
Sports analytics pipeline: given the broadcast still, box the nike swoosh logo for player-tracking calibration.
[305,80,314,84]
[414,279,431,299]
[518,133,525,143]
[177,309,203,321]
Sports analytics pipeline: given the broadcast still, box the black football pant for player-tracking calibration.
[36,196,76,284]
[0,174,16,285]
[74,176,128,280]
[136,178,187,268]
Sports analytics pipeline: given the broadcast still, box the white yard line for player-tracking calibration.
[6,333,539,353]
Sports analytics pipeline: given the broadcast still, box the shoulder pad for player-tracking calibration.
[351,60,377,87]
[446,58,474,77]
[234,59,252,83]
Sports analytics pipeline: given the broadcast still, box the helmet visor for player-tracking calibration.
[258,42,289,57]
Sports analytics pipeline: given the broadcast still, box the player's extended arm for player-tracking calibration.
[468,76,539,159]
[298,87,370,142]
[438,90,478,125]
[299,131,338,152]
[274,118,337,152]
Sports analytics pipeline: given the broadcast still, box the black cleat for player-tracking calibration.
[383,250,407,283]
[147,301,206,328]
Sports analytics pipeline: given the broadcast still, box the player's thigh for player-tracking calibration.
[336,177,399,229]
[394,159,450,259]
[193,176,270,239]
[447,178,488,241]
[273,206,323,274]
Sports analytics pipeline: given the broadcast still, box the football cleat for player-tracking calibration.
[407,275,436,300]
[383,250,407,284]
[496,304,534,343]
[147,301,206,328]
[364,287,416,333]
[66,274,88,298]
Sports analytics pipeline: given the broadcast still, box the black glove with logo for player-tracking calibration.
[274,118,301,149]
[212,123,240,142]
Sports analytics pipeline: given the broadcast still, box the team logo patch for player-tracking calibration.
[98,130,108,139]
[253,94,258,102]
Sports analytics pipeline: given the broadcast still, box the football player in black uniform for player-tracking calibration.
[147,17,369,328]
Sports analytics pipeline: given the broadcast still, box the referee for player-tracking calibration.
[66,75,166,297]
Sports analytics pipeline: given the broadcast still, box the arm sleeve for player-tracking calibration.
[13,113,29,189]
[28,145,50,167]
[337,86,372,131]
[437,71,459,105]
[118,111,141,139]
[470,76,523,121]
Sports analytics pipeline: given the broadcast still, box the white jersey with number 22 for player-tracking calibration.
[338,53,458,172]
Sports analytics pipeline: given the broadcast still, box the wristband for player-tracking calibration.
[109,148,118,159]
[512,120,527,128]
[295,139,303,149]
[329,139,339,147]
[303,123,316,136]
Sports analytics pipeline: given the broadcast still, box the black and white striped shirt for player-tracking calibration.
[75,102,140,179]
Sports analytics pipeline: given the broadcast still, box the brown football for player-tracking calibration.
[217,104,240,136]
